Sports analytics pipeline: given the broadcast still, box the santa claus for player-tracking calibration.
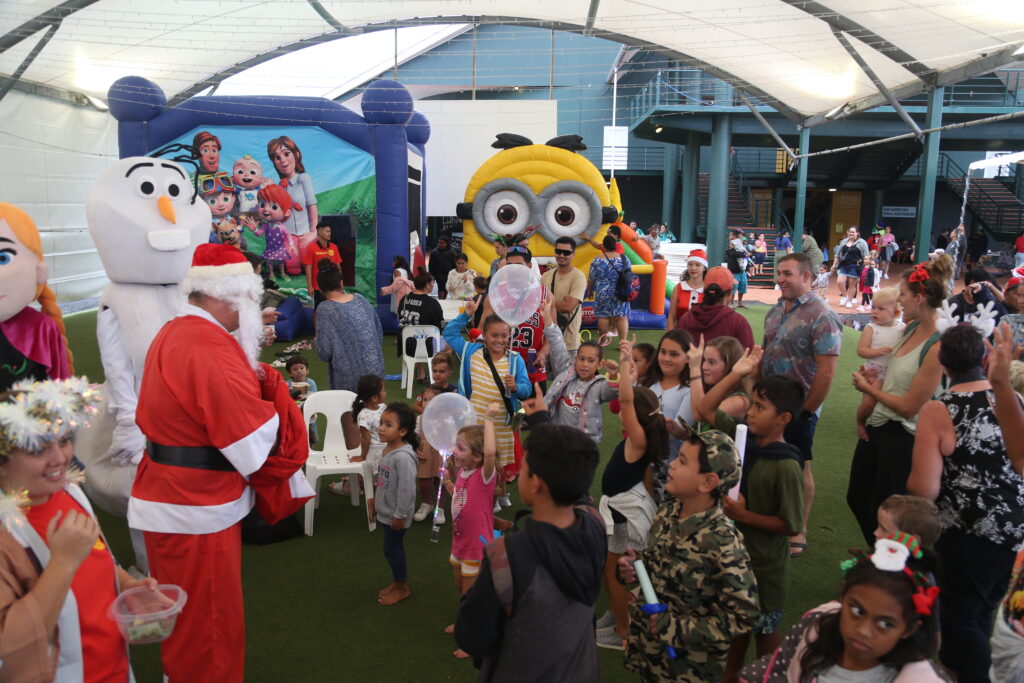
[127,243,313,683]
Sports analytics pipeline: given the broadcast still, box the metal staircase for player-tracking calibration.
[939,154,1024,240]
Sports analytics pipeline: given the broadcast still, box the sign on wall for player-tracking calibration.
[882,206,917,218]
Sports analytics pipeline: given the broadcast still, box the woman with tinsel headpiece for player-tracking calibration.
[0,378,158,682]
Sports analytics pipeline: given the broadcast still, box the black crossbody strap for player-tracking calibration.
[483,351,516,421]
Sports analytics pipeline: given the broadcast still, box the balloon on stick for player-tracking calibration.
[488,263,542,327]
[421,392,477,542]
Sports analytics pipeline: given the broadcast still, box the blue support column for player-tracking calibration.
[679,131,700,242]
[661,143,680,233]
[916,87,944,259]
[792,127,811,253]
[707,114,731,265]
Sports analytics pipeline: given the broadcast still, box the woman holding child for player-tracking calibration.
[847,255,952,545]
[908,323,1024,683]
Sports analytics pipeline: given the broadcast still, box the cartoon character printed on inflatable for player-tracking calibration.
[76,157,211,564]
[0,203,72,391]
[455,134,618,275]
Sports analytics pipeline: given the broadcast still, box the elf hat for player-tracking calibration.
[180,243,262,302]
[687,249,708,268]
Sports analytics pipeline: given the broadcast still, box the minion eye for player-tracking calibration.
[481,190,531,236]
[537,181,603,243]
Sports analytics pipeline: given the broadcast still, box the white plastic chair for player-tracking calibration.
[302,390,375,535]
[400,325,442,399]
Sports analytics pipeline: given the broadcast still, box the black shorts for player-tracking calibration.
[783,410,818,464]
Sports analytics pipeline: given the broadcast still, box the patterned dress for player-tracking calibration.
[589,255,630,318]
[938,390,1024,549]
[257,221,291,262]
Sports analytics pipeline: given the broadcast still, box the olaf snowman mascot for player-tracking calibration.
[76,157,211,570]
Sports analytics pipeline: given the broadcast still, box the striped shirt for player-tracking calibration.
[469,351,514,467]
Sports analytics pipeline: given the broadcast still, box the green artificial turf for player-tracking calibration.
[63,304,865,681]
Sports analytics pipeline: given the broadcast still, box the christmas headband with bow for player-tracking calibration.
[840,533,940,616]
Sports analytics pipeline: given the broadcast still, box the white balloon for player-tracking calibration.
[421,392,477,452]
[488,263,542,327]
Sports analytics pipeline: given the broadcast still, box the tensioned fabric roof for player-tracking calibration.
[2,0,1023,125]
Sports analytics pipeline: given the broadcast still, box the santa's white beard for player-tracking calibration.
[230,296,263,372]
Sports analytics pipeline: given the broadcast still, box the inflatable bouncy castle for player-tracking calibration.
[105,76,428,332]
[458,134,667,329]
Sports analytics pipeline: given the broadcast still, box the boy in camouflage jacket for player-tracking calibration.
[619,428,760,681]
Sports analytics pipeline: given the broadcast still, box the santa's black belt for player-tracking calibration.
[147,442,234,472]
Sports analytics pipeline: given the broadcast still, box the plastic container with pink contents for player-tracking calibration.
[107,584,187,644]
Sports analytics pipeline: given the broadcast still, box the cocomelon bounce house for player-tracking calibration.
[106,75,429,333]
[457,133,668,329]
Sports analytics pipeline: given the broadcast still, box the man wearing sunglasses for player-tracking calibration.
[540,237,587,354]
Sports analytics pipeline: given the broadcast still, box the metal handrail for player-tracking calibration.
[940,154,1024,235]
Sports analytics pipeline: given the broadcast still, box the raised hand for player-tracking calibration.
[46,510,100,570]
[731,345,763,377]
[986,321,1015,386]
[485,401,506,420]
[463,298,479,317]
[687,334,705,367]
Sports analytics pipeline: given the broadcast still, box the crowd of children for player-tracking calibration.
[263,227,1024,683]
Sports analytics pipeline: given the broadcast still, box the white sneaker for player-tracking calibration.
[595,611,616,630]
[494,500,502,513]
[846,301,854,309]
[857,305,865,312]
[434,509,446,525]
[595,626,625,651]
[413,502,433,522]
[498,494,512,508]
[839,296,847,306]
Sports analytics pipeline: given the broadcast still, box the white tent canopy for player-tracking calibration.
[2,0,1023,124]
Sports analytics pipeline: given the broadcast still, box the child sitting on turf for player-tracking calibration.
[443,405,500,659]
[722,376,806,681]
[413,384,446,524]
[876,494,941,548]
[369,402,419,606]
[541,292,618,443]
[329,374,387,496]
[618,427,760,681]
[455,422,606,680]
[740,534,947,681]
[285,355,318,444]
[431,353,458,394]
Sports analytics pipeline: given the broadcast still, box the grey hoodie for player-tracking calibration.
[543,324,617,442]
[374,444,418,528]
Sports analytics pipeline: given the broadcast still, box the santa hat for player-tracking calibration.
[180,243,262,302]
[1007,267,1024,293]
[687,249,708,268]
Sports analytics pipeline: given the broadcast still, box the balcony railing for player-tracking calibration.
[628,69,1024,126]
[577,145,666,172]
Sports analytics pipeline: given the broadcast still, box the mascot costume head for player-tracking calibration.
[87,155,211,284]
[0,203,72,390]
[455,134,618,274]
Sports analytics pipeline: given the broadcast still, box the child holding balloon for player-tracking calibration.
[442,403,500,658]
[443,296,531,514]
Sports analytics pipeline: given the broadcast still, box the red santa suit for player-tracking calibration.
[127,245,312,683]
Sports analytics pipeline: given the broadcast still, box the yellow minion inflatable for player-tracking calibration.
[456,134,617,274]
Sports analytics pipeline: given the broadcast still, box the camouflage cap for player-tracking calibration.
[687,427,740,494]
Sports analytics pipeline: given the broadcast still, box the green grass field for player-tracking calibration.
[63,305,865,681]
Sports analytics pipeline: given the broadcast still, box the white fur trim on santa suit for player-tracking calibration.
[128,487,255,535]
[220,414,279,476]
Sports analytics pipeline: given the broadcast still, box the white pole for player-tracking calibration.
[611,67,618,179]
